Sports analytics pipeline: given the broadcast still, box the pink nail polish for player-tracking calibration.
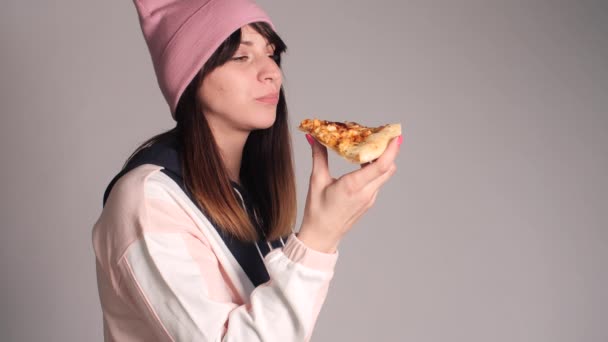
[306,134,314,146]
[397,135,403,146]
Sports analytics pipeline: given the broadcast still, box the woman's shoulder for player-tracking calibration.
[93,164,197,268]
[93,164,163,269]
[104,164,166,210]
[102,163,196,219]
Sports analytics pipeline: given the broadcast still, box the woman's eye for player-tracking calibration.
[230,54,280,63]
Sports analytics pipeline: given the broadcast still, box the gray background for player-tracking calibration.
[1,0,607,341]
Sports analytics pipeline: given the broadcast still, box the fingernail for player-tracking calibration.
[397,135,403,146]
[306,134,314,146]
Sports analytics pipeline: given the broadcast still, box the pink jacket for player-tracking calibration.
[92,164,339,341]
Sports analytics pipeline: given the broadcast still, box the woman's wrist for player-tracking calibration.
[296,227,340,254]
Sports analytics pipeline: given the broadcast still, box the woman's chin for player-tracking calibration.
[251,114,277,130]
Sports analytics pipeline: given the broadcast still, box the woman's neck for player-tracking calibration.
[215,132,249,186]
[204,115,250,185]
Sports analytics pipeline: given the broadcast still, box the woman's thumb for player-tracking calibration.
[306,134,330,181]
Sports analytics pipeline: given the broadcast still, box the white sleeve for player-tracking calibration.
[116,230,338,342]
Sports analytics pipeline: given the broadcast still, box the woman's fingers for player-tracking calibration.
[342,135,402,191]
[341,189,379,232]
[363,162,397,196]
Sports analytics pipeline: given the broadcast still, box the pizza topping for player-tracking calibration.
[300,119,383,142]
[298,118,402,163]
[298,118,383,152]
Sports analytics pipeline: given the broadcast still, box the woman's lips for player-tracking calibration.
[256,93,279,104]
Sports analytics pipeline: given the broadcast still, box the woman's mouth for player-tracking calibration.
[255,93,279,104]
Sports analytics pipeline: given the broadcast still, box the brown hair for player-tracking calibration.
[124,22,295,242]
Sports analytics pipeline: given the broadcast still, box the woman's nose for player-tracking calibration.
[258,57,282,84]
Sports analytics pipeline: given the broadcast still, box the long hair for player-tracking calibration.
[124,22,295,242]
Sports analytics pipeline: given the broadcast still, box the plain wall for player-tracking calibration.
[1,0,606,341]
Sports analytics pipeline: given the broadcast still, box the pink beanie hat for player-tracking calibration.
[133,0,275,119]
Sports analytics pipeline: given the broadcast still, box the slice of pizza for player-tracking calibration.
[298,118,402,163]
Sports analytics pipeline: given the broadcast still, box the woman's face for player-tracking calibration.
[198,24,282,135]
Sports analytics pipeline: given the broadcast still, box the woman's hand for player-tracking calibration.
[297,134,403,253]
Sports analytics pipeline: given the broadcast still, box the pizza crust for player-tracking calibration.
[342,124,401,163]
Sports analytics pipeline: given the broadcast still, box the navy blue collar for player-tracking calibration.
[101,132,283,287]
[102,133,245,205]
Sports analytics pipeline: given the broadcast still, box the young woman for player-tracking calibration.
[92,0,402,341]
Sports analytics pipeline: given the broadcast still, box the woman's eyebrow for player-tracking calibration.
[240,41,272,47]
